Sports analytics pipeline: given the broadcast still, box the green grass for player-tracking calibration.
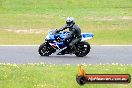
[0,0,132,44]
[0,29,132,45]
[0,63,132,88]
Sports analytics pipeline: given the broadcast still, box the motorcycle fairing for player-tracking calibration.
[46,31,94,49]
[81,33,94,41]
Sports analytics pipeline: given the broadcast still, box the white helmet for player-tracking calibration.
[66,17,75,27]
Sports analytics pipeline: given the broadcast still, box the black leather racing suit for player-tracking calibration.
[58,23,82,49]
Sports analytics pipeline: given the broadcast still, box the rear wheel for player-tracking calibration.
[38,43,55,56]
[75,42,90,57]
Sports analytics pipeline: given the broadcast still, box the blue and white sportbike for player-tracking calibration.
[38,30,94,57]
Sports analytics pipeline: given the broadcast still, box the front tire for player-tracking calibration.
[75,42,90,57]
[38,43,54,56]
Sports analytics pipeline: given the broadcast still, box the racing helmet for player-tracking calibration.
[66,17,75,27]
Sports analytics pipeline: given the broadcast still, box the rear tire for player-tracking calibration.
[75,42,90,57]
[38,43,54,56]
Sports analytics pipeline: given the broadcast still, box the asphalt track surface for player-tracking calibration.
[0,46,132,65]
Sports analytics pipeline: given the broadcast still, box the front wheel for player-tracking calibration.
[38,43,55,56]
[75,42,90,57]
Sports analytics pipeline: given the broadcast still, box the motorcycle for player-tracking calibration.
[38,30,94,57]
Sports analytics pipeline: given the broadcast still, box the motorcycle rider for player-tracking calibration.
[56,17,82,55]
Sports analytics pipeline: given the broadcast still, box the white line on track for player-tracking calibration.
[0,45,132,46]
[92,45,132,46]
[0,45,39,46]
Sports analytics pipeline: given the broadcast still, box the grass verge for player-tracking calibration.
[0,0,132,44]
[0,63,132,88]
